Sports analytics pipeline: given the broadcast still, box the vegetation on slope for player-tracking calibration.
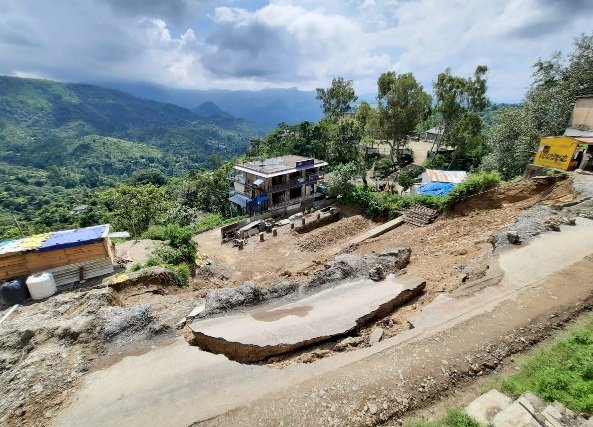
[496,316,593,412]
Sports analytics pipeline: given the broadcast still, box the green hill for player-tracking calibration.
[0,76,262,226]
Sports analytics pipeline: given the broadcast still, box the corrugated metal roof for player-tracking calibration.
[424,169,467,184]
[575,137,593,144]
[0,225,109,256]
[564,128,593,137]
[228,193,251,208]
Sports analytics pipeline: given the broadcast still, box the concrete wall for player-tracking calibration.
[571,97,593,130]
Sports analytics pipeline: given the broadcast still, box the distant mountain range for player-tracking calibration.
[93,82,325,130]
[0,75,265,218]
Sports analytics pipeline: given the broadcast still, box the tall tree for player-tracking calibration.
[376,72,431,162]
[432,65,489,168]
[316,77,358,120]
[482,32,593,178]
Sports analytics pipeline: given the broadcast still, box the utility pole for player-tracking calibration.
[12,215,25,237]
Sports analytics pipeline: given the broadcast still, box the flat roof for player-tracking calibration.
[234,155,328,178]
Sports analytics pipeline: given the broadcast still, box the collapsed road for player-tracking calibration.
[51,216,593,427]
[191,273,425,362]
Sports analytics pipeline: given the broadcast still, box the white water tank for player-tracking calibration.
[26,272,57,300]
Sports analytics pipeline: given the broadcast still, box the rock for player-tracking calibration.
[379,247,411,269]
[187,302,205,319]
[368,402,378,415]
[545,220,561,232]
[491,392,544,427]
[333,336,364,351]
[506,231,521,245]
[369,327,384,346]
[465,389,513,425]
[369,264,386,281]
[560,217,576,226]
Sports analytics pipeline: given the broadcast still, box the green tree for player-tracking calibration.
[376,72,431,162]
[316,77,358,120]
[326,162,358,197]
[99,183,167,237]
[130,167,167,186]
[482,32,593,177]
[432,65,489,169]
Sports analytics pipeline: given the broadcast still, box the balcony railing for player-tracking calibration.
[268,174,323,194]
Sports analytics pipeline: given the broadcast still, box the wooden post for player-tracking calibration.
[259,232,264,242]
[272,228,278,237]
[290,222,294,229]
[238,240,244,250]
[301,217,306,226]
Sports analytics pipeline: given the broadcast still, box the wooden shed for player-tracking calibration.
[0,225,115,286]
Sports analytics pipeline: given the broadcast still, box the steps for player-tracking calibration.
[465,390,590,427]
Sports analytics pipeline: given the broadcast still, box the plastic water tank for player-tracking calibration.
[26,272,57,300]
[0,279,28,305]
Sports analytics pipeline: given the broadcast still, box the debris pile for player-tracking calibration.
[402,204,439,227]
[298,215,373,252]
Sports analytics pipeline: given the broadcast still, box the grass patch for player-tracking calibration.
[193,213,247,234]
[494,316,593,412]
[405,408,482,427]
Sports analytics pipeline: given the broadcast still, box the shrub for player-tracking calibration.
[154,245,186,265]
[343,186,443,219]
[171,262,191,287]
[145,256,160,267]
[131,263,142,272]
[193,213,247,234]
[405,408,481,427]
[496,316,593,413]
[143,223,196,264]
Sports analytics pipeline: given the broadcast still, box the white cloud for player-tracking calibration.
[0,0,592,100]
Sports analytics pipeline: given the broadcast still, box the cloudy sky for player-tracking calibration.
[1,0,592,101]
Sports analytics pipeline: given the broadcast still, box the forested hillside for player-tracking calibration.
[0,76,262,235]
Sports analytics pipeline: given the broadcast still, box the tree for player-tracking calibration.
[327,119,363,165]
[130,167,167,186]
[316,77,358,120]
[99,183,167,238]
[432,65,489,169]
[481,108,539,179]
[482,32,593,178]
[325,162,358,197]
[376,72,431,162]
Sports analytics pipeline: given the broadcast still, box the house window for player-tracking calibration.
[289,187,301,199]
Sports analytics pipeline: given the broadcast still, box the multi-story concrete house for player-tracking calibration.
[229,155,328,215]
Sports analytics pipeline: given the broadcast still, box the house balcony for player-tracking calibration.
[268,174,323,194]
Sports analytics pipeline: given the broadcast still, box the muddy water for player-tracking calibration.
[251,305,313,322]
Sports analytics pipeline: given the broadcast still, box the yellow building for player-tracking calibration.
[533,136,579,170]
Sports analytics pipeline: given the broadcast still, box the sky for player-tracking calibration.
[1,0,592,102]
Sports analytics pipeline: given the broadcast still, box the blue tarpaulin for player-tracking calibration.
[38,225,109,251]
[417,182,455,196]
[256,195,268,206]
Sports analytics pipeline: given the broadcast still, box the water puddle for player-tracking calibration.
[251,305,313,322]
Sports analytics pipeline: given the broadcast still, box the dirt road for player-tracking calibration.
[52,219,593,427]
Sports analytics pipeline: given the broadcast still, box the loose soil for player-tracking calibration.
[194,205,376,287]
[1,173,587,427]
